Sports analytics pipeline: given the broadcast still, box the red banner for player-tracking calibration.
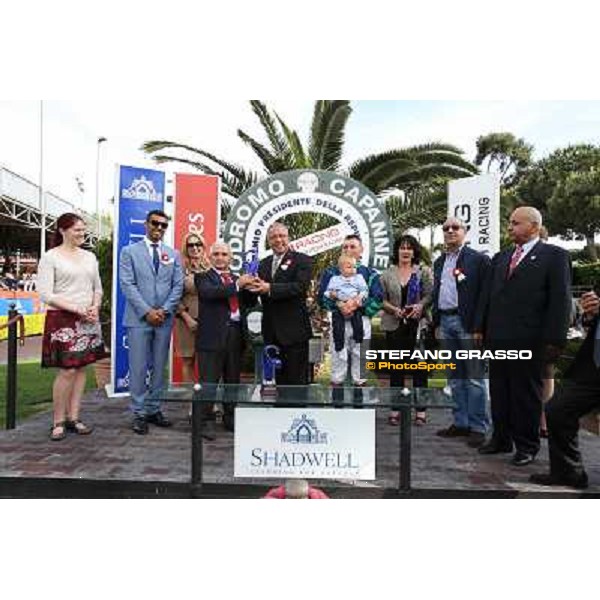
[171,173,220,383]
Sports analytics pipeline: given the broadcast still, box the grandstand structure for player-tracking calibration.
[0,164,110,258]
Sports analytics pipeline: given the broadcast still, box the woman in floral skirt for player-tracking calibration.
[38,213,107,441]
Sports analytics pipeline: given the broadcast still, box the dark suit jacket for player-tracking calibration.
[565,316,600,382]
[432,245,491,332]
[257,250,313,346]
[195,269,256,351]
[484,241,572,346]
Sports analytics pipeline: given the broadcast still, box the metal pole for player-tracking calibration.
[95,137,107,240]
[399,405,412,492]
[5,304,18,430]
[191,384,204,497]
[39,101,45,257]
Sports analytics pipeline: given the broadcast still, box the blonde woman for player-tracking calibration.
[175,232,210,384]
[38,213,107,441]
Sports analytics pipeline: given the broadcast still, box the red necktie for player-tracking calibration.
[221,272,239,313]
[507,245,523,278]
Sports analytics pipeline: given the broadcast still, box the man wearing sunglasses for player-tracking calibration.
[432,217,491,447]
[119,209,184,435]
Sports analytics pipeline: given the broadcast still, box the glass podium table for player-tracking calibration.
[149,384,454,494]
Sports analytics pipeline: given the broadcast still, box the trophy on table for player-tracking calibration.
[261,344,282,399]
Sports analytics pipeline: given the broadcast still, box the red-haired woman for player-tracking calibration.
[37,213,107,441]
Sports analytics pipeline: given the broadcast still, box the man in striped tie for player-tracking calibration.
[529,290,600,489]
[480,207,572,467]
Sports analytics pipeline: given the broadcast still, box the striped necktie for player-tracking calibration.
[507,245,523,278]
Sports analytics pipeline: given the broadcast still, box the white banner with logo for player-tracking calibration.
[234,407,375,480]
[448,173,500,257]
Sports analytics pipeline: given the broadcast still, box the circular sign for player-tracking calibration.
[223,170,394,272]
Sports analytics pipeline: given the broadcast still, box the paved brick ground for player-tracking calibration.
[1,388,599,497]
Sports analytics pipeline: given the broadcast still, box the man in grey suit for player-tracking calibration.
[119,210,184,434]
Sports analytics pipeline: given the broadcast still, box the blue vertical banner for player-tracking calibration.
[110,165,165,395]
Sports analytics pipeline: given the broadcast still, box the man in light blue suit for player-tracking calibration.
[119,210,184,435]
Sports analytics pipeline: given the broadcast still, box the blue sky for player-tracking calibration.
[346,101,600,164]
[0,100,599,218]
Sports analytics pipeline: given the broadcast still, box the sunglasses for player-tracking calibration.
[150,220,169,230]
[443,225,461,232]
[187,242,203,249]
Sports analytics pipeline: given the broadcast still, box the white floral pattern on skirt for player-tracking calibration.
[50,320,103,353]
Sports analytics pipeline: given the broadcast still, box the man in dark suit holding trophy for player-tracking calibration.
[247,222,313,385]
[196,241,257,430]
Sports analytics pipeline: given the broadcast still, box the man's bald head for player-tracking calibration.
[508,206,542,245]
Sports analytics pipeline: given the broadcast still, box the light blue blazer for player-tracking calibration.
[119,240,185,328]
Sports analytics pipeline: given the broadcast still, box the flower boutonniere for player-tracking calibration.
[281,259,292,271]
[453,267,466,283]
[160,252,174,265]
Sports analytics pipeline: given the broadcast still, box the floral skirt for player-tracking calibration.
[41,310,108,369]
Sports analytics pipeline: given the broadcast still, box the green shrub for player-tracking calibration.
[570,246,600,264]
[93,236,113,350]
[572,262,600,288]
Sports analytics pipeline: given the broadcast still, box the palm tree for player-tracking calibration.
[475,132,533,186]
[141,101,478,237]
